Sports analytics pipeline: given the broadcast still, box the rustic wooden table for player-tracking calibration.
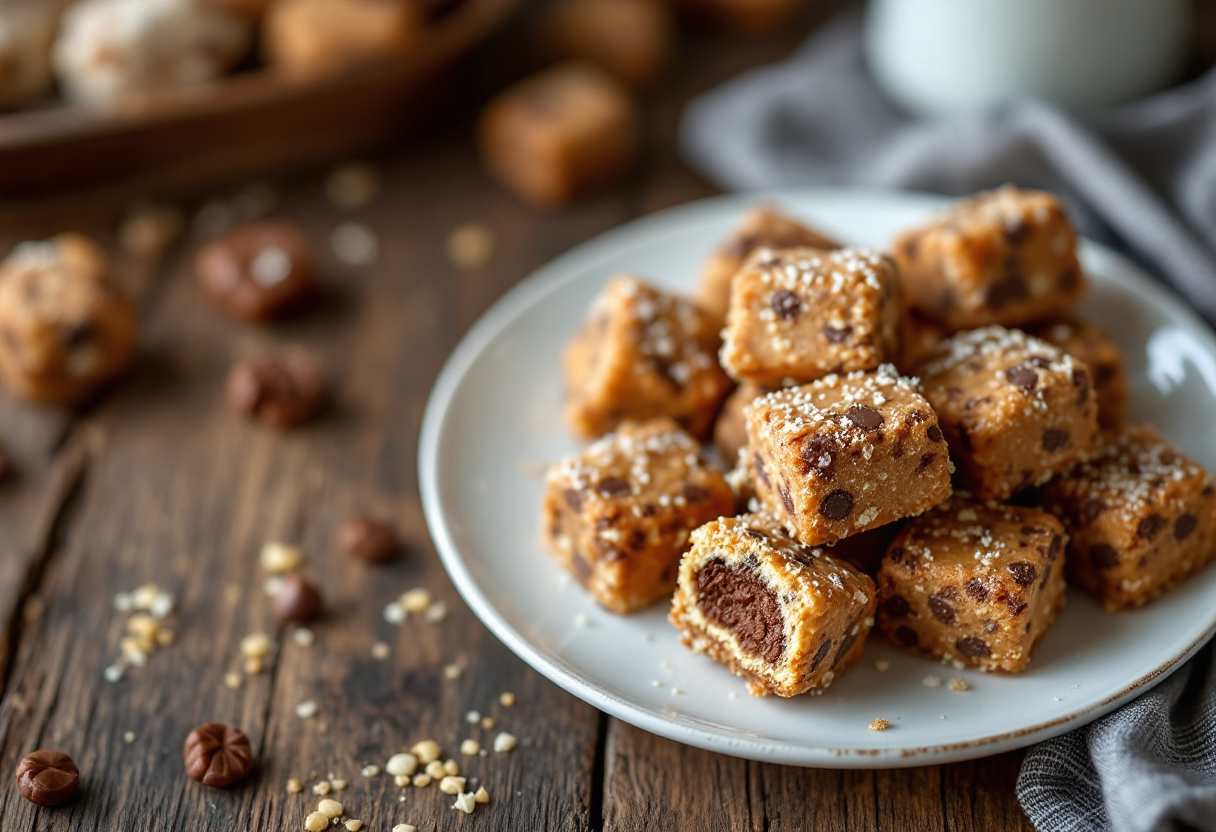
[0,4,1037,829]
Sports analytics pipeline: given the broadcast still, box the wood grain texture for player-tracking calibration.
[0,1,1036,829]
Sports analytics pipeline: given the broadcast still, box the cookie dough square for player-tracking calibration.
[876,494,1066,672]
[540,418,736,613]
[669,513,875,697]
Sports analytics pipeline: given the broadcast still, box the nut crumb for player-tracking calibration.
[286,778,303,794]
[424,601,448,623]
[412,773,432,788]
[465,710,481,724]
[294,628,316,647]
[425,760,445,780]
[460,739,481,756]
[411,740,441,764]
[453,791,477,814]
[439,775,467,795]
[874,659,890,672]
[385,753,418,777]
[304,811,328,832]
[499,691,516,707]
[493,732,517,753]
[344,821,364,832]
[330,779,346,791]
[475,786,490,804]
[443,663,463,680]
[480,716,496,730]
[312,781,331,796]
[123,731,136,744]
[331,222,379,267]
[296,700,319,720]
[383,602,405,624]
[317,798,344,818]
[325,162,381,210]
[400,588,432,613]
[361,765,380,778]
[392,826,416,832]
[868,718,890,732]
[923,675,943,688]
[371,642,391,660]
[948,677,969,692]
[394,775,410,787]
[446,224,494,269]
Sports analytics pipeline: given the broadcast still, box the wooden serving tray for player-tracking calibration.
[0,0,518,198]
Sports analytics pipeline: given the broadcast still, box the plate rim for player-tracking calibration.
[418,186,1216,768]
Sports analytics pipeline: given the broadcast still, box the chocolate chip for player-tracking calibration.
[833,629,859,668]
[1081,499,1105,523]
[771,289,802,320]
[695,560,785,664]
[1072,369,1091,404]
[1041,428,1070,451]
[726,233,761,258]
[682,483,710,503]
[846,404,884,431]
[928,592,956,624]
[753,453,770,487]
[926,425,943,443]
[196,221,317,321]
[341,516,400,563]
[881,595,909,619]
[823,324,852,344]
[1005,598,1028,616]
[965,578,989,601]
[1008,561,1037,587]
[15,750,79,807]
[779,484,795,515]
[987,275,1029,309]
[916,452,936,473]
[1004,216,1031,244]
[272,574,323,623]
[818,489,854,521]
[1175,513,1198,541]
[1047,535,1062,561]
[900,237,919,260]
[227,346,324,429]
[1039,563,1053,589]
[1059,266,1080,292]
[1137,514,1166,540]
[956,637,991,658]
[1005,363,1039,393]
[809,636,834,672]
[596,477,631,499]
[801,435,836,479]
[1090,544,1119,570]
[743,528,768,541]
[183,724,253,789]
[572,551,593,583]
[894,626,919,647]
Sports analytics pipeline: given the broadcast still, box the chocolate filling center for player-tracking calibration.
[695,559,785,665]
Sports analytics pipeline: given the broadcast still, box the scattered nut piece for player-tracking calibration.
[443,759,459,776]
[260,541,304,574]
[341,516,400,563]
[443,663,463,680]
[424,601,448,623]
[331,222,379,267]
[330,779,347,791]
[460,739,480,756]
[465,711,481,724]
[425,760,445,780]
[439,775,467,795]
[371,642,391,660]
[453,791,477,814]
[273,574,324,623]
[296,700,319,720]
[493,732,517,753]
[123,731,136,743]
[317,798,344,819]
[345,821,364,832]
[400,588,432,614]
[874,659,890,672]
[475,786,490,804]
[243,656,264,675]
[394,775,410,787]
[361,765,381,778]
[325,163,381,210]
[294,628,316,647]
[949,677,970,692]
[385,753,417,777]
[304,811,329,832]
[411,773,431,788]
[393,825,416,832]
[224,672,242,690]
[923,675,943,688]
[383,602,406,624]
[869,718,891,732]
[499,691,516,707]
[104,664,125,683]
[446,224,494,269]
[119,202,184,258]
[240,633,274,658]
[480,717,496,730]
[287,778,304,793]
[411,740,441,764]
[313,781,331,796]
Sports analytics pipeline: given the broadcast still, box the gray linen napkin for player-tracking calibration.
[679,9,1216,323]
[679,10,1216,832]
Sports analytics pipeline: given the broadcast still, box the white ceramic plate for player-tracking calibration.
[419,189,1216,768]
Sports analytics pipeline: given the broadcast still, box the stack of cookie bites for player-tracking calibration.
[540,187,1216,699]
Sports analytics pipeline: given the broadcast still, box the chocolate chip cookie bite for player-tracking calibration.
[875,493,1067,673]
[540,418,736,613]
[745,365,953,546]
[919,326,1098,501]
[720,247,902,387]
[669,513,876,697]
[0,234,138,405]
[893,186,1086,331]
[1041,424,1216,611]
[698,205,839,325]
[563,275,732,441]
